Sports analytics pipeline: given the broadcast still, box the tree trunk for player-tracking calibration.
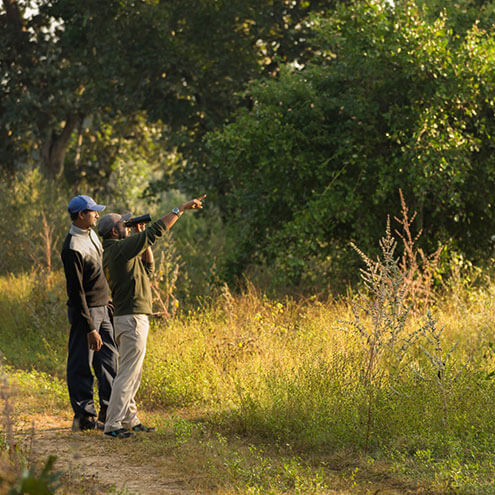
[5,0,79,179]
[3,0,25,33]
[40,114,80,178]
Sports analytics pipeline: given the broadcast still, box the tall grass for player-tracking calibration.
[0,271,67,375]
[140,278,495,448]
[141,274,495,491]
[2,264,495,490]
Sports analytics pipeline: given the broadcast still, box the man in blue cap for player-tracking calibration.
[61,195,118,431]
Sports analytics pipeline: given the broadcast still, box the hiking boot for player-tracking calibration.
[104,428,134,439]
[131,424,156,433]
[72,415,96,432]
[96,410,106,431]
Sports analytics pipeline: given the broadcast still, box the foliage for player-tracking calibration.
[5,0,495,290]
[1,0,336,186]
[8,456,60,495]
[412,0,495,33]
[63,112,175,202]
[208,0,495,285]
[0,169,68,274]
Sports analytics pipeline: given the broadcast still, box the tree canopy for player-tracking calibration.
[207,0,495,285]
[3,0,495,289]
[1,0,334,181]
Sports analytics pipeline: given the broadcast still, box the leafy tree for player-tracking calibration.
[2,0,81,176]
[207,0,495,285]
[411,0,495,33]
[1,0,337,184]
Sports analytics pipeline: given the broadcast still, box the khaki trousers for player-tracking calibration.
[104,314,149,433]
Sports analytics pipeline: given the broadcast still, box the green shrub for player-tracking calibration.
[207,0,495,285]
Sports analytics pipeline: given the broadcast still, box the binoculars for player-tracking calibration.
[125,213,152,227]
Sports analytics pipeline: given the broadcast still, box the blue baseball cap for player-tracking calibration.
[68,195,106,214]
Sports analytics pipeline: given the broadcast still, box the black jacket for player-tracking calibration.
[61,225,109,333]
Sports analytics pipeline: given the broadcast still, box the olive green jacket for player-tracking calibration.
[102,220,167,316]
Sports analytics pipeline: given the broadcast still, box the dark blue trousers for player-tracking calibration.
[67,306,118,420]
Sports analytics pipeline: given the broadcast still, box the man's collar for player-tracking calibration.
[70,224,91,236]
[102,238,119,244]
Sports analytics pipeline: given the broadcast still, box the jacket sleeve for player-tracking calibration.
[117,220,167,260]
[61,249,95,333]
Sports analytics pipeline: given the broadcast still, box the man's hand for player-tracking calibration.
[87,330,103,352]
[161,195,206,230]
[180,194,206,212]
[133,222,146,233]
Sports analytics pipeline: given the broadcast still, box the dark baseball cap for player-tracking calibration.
[98,212,132,237]
[68,195,106,214]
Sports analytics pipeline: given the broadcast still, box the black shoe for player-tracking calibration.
[97,407,107,423]
[97,408,107,430]
[104,428,133,439]
[72,415,96,432]
[131,424,156,432]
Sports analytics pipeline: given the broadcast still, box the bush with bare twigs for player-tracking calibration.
[394,189,442,312]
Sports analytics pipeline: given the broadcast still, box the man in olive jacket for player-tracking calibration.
[98,195,205,438]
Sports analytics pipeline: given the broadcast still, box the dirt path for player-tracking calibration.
[15,414,428,495]
[17,414,196,495]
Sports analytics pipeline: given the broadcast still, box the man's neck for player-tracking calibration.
[73,220,90,230]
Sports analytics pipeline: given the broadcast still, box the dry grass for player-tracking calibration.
[2,248,495,492]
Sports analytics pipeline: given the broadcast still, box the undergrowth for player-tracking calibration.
[1,222,495,493]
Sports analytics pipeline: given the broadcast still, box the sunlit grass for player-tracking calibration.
[2,270,495,492]
[0,271,67,375]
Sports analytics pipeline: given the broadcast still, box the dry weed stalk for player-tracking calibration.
[221,283,236,329]
[151,237,181,320]
[349,217,412,372]
[0,370,16,493]
[20,212,60,273]
[412,311,471,430]
[346,210,468,450]
[39,212,59,272]
[347,217,416,451]
[394,189,442,312]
